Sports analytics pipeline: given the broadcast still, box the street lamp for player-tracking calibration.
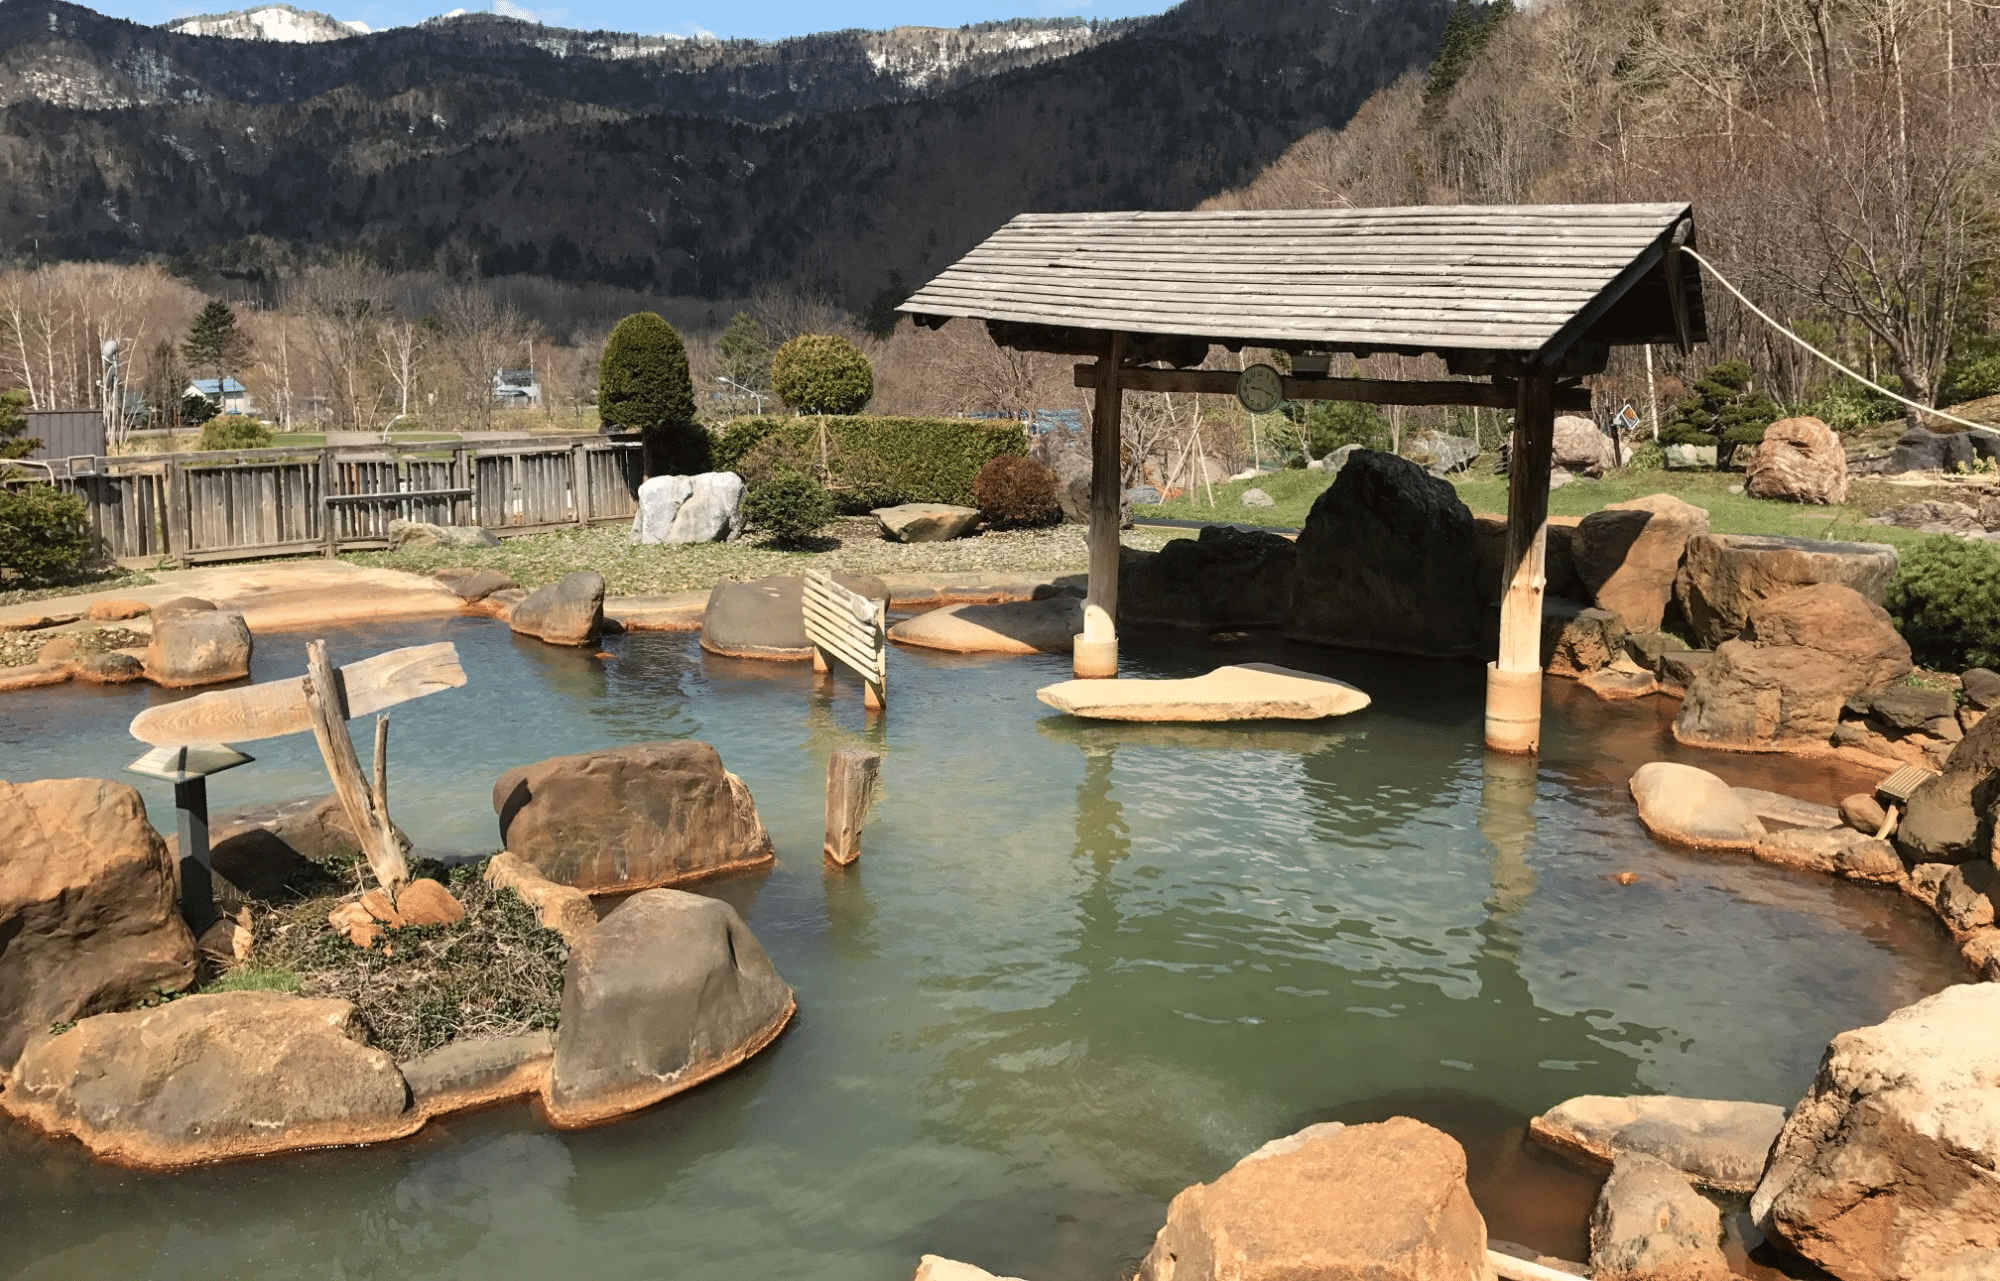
[100,338,121,449]
[715,375,765,416]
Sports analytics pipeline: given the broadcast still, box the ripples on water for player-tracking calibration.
[0,618,1965,1280]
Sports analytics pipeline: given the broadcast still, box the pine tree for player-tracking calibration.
[716,311,772,391]
[183,300,246,387]
[0,390,35,460]
[1424,0,1513,106]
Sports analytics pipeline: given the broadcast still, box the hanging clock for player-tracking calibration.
[1235,363,1284,414]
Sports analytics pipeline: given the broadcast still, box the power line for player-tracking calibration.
[1681,245,1993,435]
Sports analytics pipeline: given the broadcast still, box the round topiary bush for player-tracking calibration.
[0,484,92,584]
[742,470,835,547]
[1884,535,2000,672]
[599,312,707,474]
[197,415,273,451]
[770,334,873,415]
[972,454,1060,528]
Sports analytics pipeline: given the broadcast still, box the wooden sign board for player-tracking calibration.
[129,641,466,746]
[803,570,886,710]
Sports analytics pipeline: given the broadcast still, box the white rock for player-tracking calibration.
[630,475,694,544]
[1239,487,1276,509]
[664,472,745,543]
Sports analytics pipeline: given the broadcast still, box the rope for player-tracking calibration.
[1680,245,1994,435]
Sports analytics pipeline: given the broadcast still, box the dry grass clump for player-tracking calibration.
[242,863,568,1061]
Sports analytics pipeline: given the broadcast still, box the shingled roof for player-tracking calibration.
[900,203,1703,367]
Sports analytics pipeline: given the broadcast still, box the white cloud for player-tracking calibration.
[491,0,568,22]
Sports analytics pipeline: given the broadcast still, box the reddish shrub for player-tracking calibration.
[972,454,1060,528]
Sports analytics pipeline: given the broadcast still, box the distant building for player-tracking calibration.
[186,377,253,414]
[492,369,541,407]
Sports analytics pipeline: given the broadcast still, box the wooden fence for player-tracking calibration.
[6,436,645,565]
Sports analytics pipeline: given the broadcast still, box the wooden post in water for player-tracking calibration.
[1486,370,1558,754]
[302,639,410,897]
[823,747,881,867]
[1076,330,1127,679]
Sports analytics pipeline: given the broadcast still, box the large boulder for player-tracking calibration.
[1135,1118,1489,1281]
[701,573,890,660]
[1286,449,1484,658]
[1629,762,1767,851]
[0,779,197,1070]
[1590,1152,1732,1281]
[1042,445,1128,528]
[385,518,500,549]
[667,472,745,543]
[543,889,794,1128]
[1897,708,2000,864]
[889,596,1082,655]
[1675,533,1899,648]
[1674,584,1912,752]
[875,502,981,543]
[1745,415,1850,504]
[144,597,252,688]
[1752,984,2000,1280]
[1887,426,2000,474]
[508,570,605,647]
[0,991,422,1166]
[493,740,775,894]
[1553,414,1616,476]
[433,567,518,601]
[1528,1094,1787,1194]
[630,474,695,542]
[1120,526,1297,629]
[1410,429,1479,474]
[1571,493,1711,633]
[1473,515,1584,604]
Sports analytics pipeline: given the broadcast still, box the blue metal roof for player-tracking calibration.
[190,378,247,395]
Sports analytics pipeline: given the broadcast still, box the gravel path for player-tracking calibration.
[343,519,1184,596]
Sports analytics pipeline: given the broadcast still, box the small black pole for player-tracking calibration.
[174,774,217,936]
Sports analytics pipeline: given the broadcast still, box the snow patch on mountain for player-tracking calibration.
[163,5,367,42]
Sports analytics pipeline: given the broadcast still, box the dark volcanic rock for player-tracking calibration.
[1285,449,1482,658]
[1120,525,1296,629]
[544,889,794,1128]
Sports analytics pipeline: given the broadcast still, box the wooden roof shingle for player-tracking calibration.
[899,203,1703,366]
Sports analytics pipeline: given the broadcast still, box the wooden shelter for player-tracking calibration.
[899,203,1705,753]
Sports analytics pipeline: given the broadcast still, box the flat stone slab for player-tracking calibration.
[889,596,1082,655]
[1733,787,1843,830]
[1529,1094,1788,1193]
[0,562,463,636]
[1037,663,1371,722]
[874,503,980,543]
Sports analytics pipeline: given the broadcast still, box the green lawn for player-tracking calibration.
[1138,463,1950,550]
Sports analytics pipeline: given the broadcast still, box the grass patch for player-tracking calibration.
[242,864,567,1061]
[1136,468,1331,529]
[1139,459,1958,550]
[203,963,302,994]
[341,518,1177,596]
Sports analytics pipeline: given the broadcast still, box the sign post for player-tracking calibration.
[126,743,254,935]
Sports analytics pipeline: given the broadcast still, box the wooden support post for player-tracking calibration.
[1487,370,1559,754]
[319,447,338,558]
[571,442,588,527]
[1076,331,1127,679]
[301,639,410,897]
[822,746,881,867]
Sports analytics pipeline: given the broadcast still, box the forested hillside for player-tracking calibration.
[1205,0,1998,422]
[0,0,1450,307]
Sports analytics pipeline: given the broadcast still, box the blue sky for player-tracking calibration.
[111,0,1175,41]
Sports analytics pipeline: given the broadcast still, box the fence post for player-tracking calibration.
[454,447,471,525]
[320,447,338,558]
[572,442,588,527]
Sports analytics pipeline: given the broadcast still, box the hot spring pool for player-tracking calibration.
[0,616,1966,1280]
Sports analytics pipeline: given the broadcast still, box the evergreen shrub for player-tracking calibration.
[1884,536,2000,672]
[0,484,92,583]
[713,416,1026,511]
[771,334,873,415]
[197,414,273,451]
[742,471,834,547]
[972,454,1060,527]
[599,312,707,474]
[1667,360,1781,467]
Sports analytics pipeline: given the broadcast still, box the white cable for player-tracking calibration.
[1680,245,1993,435]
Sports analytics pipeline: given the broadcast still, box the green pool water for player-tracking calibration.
[0,618,1965,1280]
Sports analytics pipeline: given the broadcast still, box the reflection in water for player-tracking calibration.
[0,622,1970,1281]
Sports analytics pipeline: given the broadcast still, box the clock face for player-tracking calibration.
[1236,363,1284,414]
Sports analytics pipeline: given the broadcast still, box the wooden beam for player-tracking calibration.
[1071,365,1591,411]
[303,639,409,896]
[1486,370,1558,755]
[129,641,465,746]
[822,747,881,867]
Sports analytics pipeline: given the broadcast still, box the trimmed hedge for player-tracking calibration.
[712,416,1028,512]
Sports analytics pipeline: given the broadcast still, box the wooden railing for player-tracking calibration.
[6,436,645,565]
